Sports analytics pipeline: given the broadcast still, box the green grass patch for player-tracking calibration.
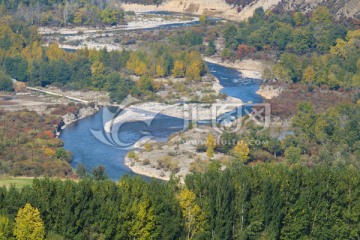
[0,177,34,189]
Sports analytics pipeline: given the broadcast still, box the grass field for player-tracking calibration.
[0,177,34,189]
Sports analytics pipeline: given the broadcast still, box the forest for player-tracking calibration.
[207,102,360,169]
[0,164,359,239]
[221,7,360,90]
[0,18,207,103]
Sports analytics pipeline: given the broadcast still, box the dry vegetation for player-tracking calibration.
[266,83,354,118]
[0,103,94,178]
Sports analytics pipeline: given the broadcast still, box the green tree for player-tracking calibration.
[289,27,313,53]
[293,12,306,26]
[13,203,45,240]
[311,6,332,24]
[206,40,216,56]
[0,70,14,91]
[137,75,155,94]
[284,146,302,164]
[130,196,156,239]
[223,24,238,49]
[4,56,28,82]
[292,102,317,138]
[92,165,108,180]
[278,53,302,83]
[271,23,293,50]
[76,164,88,178]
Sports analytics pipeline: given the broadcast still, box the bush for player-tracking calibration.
[157,156,180,173]
[168,151,177,157]
[128,150,136,159]
[196,144,207,153]
[0,71,14,92]
[144,143,153,152]
[142,159,150,165]
[189,158,208,173]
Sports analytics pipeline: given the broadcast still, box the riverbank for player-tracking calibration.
[120,0,280,22]
[124,156,172,181]
[61,105,99,130]
[38,13,198,35]
[256,85,283,100]
[204,57,265,79]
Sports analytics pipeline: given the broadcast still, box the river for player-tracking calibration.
[60,62,263,180]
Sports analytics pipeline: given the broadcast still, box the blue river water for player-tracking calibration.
[207,62,263,104]
[60,62,263,180]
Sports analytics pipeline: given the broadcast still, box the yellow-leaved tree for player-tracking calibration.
[91,61,105,78]
[127,52,147,75]
[177,189,205,240]
[232,141,250,163]
[206,133,216,158]
[155,64,166,77]
[0,215,12,240]
[21,41,43,63]
[13,203,45,240]
[46,43,65,61]
[129,196,156,239]
[303,66,316,83]
[172,60,185,78]
[331,30,360,58]
[186,60,202,81]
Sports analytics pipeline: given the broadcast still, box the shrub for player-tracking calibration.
[168,151,177,157]
[189,158,208,173]
[144,143,153,152]
[142,159,150,165]
[196,144,207,153]
[128,150,136,159]
[157,156,180,173]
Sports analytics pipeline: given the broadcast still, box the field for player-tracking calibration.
[0,177,34,189]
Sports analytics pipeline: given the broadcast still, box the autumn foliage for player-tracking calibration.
[236,44,255,59]
[0,107,76,177]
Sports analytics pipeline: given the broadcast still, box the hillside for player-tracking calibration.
[122,0,360,21]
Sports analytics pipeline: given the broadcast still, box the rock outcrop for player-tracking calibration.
[62,105,99,128]
[122,0,360,22]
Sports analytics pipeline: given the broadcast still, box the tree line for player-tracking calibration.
[0,164,359,239]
